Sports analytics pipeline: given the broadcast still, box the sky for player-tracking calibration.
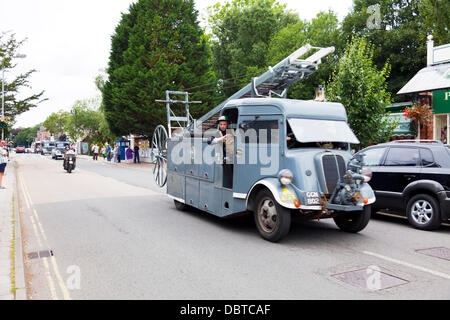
[0,0,353,129]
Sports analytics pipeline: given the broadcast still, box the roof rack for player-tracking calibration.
[390,140,444,144]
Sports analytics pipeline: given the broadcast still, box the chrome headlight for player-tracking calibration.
[278,169,294,186]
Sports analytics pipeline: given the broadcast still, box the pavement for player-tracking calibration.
[76,154,154,171]
[0,156,26,300]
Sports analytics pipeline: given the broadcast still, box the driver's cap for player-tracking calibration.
[217,115,230,123]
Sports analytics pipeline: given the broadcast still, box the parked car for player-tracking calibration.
[351,140,450,230]
[15,146,26,153]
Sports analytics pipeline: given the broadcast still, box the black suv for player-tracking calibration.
[352,140,450,230]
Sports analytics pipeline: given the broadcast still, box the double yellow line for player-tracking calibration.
[18,173,72,300]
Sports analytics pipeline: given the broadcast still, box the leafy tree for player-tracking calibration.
[207,0,299,96]
[327,37,397,148]
[342,0,427,99]
[66,98,104,143]
[0,32,47,123]
[103,0,219,138]
[419,0,450,45]
[13,123,42,147]
[43,110,71,140]
[267,10,344,100]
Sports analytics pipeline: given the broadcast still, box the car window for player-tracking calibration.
[420,148,435,167]
[360,147,386,166]
[384,147,419,166]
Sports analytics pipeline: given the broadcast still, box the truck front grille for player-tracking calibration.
[322,154,346,194]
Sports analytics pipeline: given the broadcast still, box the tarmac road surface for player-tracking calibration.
[12,153,450,299]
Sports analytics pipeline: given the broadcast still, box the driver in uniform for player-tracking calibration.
[207,115,235,188]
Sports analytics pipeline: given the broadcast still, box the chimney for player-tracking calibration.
[427,35,434,66]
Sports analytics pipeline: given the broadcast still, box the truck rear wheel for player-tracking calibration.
[333,205,371,233]
[254,189,291,242]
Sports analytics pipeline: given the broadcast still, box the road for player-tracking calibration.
[12,153,450,300]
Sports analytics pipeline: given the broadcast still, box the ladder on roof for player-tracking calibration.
[194,44,335,130]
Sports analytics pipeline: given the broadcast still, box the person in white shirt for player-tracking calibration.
[0,140,9,189]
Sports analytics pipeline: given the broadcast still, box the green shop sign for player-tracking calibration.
[433,89,450,114]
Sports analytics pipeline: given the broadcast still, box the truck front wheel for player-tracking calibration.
[254,189,291,242]
[333,205,371,233]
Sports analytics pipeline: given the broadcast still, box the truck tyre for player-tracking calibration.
[174,200,188,211]
[406,194,441,231]
[254,189,291,242]
[333,205,371,233]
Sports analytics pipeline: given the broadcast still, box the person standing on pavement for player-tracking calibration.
[106,143,112,162]
[116,144,121,163]
[92,144,99,161]
[126,146,133,163]
[0,140,9,189]
[100,145,106,160]
[133,144,140,163]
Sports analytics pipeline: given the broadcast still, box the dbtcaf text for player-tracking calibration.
[224,305,271,315]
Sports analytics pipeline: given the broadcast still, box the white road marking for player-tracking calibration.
[29,214,59,300]
[19,173,72,300]
[363,251,450,280]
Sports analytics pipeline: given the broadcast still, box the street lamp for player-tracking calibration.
[1,54,27,140]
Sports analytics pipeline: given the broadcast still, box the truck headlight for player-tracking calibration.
[278,169,293,186]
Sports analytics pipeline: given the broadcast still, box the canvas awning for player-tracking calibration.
[398,63,450,95]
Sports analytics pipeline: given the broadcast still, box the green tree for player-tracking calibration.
[0,32,47,123]
[67,98,103,143]
[43,110,70,140]
[103,0,219,138]
[342,0,427,99]
[267,10,344,100]
[13,123,42,147]
[419,0,450,45]
[327,37,396,148]
[207,0,299,96]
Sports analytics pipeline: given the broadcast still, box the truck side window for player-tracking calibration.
[241,120,279,144]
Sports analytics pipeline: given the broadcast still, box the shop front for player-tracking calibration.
[432,89,450,144]
[396,36,449,143]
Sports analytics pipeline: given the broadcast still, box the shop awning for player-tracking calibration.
[397,63,450,95]
[387,114,414,136]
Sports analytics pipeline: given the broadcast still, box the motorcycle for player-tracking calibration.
[63,151,76,173]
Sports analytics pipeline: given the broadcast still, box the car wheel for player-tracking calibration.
[406,194,441,230]
[254,189,291,242]
[174,200,188,211]
[333,205,372,233]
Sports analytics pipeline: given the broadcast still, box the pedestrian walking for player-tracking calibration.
[0,140,9,189]
[93,144,99,161]
[126,146,133,163]
[91,143,99,160]
[100,145,106,160]
[116,144,121,163]
[106,143,112,162]
[133,144,140,163]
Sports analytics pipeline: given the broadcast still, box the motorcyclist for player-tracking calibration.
[63,146,76,170]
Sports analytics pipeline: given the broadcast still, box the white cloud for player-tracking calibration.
[1,0,353,128]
